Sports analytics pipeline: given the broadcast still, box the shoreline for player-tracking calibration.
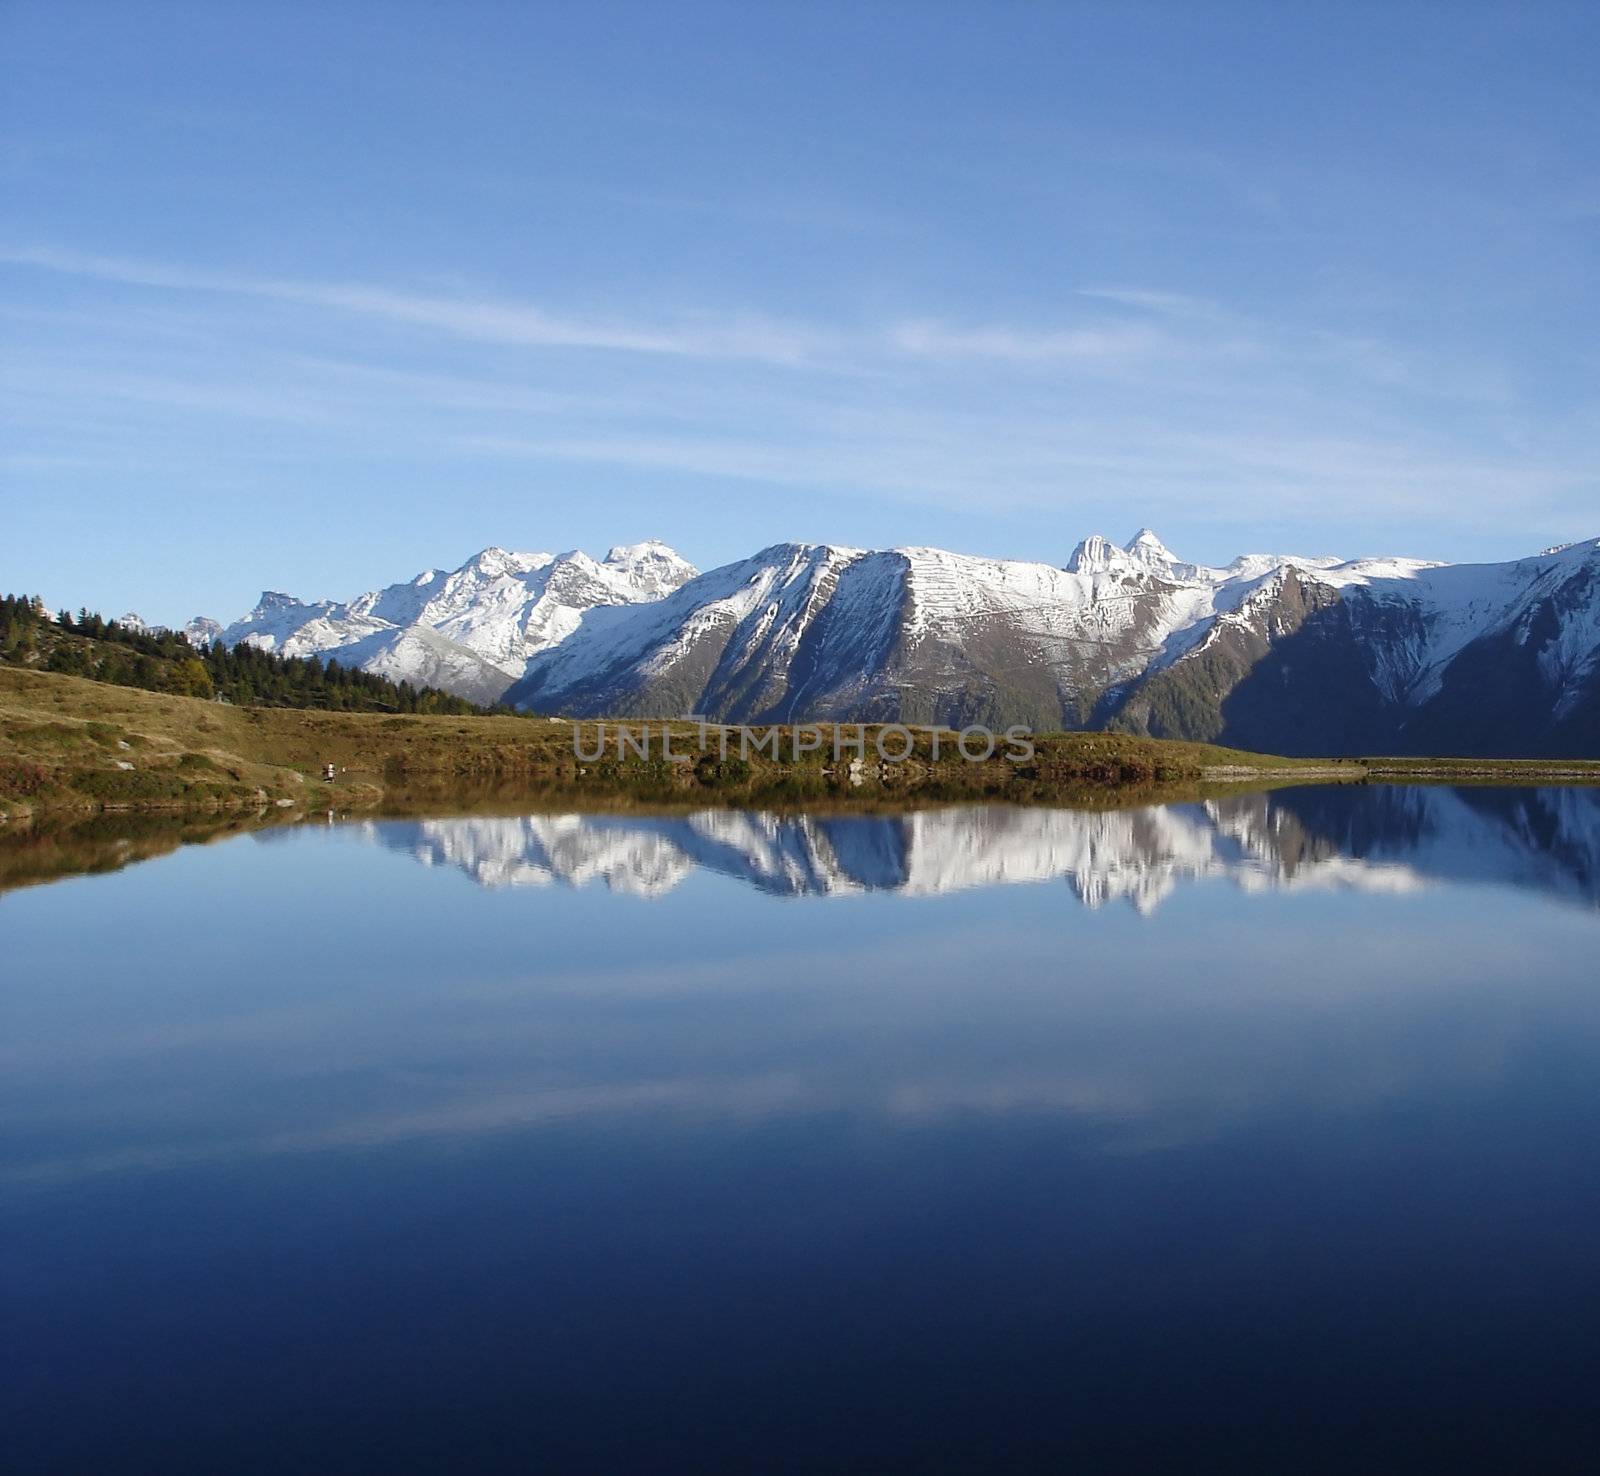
[5,666,1598,823]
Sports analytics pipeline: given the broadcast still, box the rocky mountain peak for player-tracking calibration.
[602,540,700,598]
[1067,534,1140,576]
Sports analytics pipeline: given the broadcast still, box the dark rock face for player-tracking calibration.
[1109,570,1359,748]
[1109,561,1600,758]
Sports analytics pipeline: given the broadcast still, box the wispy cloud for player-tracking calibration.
[0,246,838,366]
[0,359,341,423]
[5,244,1596,573]
[889,318,1169,363]
[4,245,1189,373]
[1075,286,1223,319]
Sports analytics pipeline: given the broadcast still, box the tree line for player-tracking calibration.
[1,593,515,716]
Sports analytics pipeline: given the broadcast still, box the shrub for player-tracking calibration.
[0,759,52,797]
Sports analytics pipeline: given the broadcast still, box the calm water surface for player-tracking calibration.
[5,786,1600,1471]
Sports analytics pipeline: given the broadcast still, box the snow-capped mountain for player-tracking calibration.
[505,532,1340,727]
[180,616,224,646]
[207,541,698,705]
[114,611,225,646]
[505,532,1600,755]
[360,787,1600,909]
[195,530,1600,755]
[1106,537,1600,756]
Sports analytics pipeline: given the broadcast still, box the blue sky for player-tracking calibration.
[3,1,1597,624]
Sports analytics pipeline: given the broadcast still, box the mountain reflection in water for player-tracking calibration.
[9,781,1600,1470]
[360,785,1600,910]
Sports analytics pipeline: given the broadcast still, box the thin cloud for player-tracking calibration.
[888,318,1169,363]
[1075,286,1223,319]
[6,244,1596,556]
[0,246,837,367]
[5,245,1183,372]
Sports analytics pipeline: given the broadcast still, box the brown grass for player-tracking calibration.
[0,664,1449,823]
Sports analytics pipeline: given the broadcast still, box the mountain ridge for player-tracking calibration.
[182,530,1600,757]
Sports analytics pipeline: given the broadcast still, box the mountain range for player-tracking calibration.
[168,529,1600,757]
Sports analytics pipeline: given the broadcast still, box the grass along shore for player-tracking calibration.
[3,665,1595,821]
[3,665,1347,819]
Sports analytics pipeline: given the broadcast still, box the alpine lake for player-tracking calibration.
[5,782,1600,1471]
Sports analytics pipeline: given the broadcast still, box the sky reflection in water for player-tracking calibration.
[4,786,1600,1470]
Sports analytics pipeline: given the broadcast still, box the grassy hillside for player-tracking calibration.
[0,665,1357,818]
[0,666,557,816]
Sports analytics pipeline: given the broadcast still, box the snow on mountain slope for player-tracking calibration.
[508,531,1363,726]
[1067,531,1341,587]
[223,591,388,659]
[901,542,1216,676]
[1069,528,1204,584]
[1298,538,1600,707]
[358,787,1600,908]
[603,541,701,599]
[332,625,523,707]
[114,611,224,646]
[507,542,898,719]
[180,616,223,646]
[215,540,698,697]
[1094,535,1600,755]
